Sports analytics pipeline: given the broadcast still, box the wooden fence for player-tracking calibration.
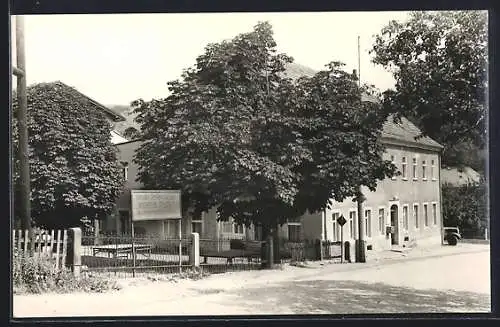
[12,229,69,271]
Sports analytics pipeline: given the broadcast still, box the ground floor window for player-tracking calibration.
[432,203,437,225]
[332,212,340,241]
[192,221,202,235]
[364,209,372,238]
[233,223,244,234]
[163,219,180,238]
[288,224,301,242]
[119,210,130,235]
[403,205,409,231]
[378,208,385,235]
[424,204,429,227]
[413,204,419,229]
[349,211,356,239]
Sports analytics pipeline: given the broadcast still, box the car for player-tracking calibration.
[443,227,461,246]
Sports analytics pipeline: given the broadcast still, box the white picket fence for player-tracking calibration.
[12,229,69,271]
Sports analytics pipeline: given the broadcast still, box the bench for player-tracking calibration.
[201,240,263,264]
[92,244,153,259]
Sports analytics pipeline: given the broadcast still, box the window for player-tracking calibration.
[349,211,356,239]
[364,209,372,237]
[120,161,129,181]
[378,208,385,235]
[164,220,180,238]
[401,157,407,179]
[233,223,244,234]
[288,224,301,242]
[390,155,397,180]
[403,205,409,230]
[122,166,128,181]
[413,204,419,229]
[119,210,130,235]
[422,160,427,180]
[332,212,340,241]
[192,214,203,235]
[424,204,429,227]
[432,203,437,225]
[431,160,436,180]
[412,157,418,180]
[222,221,232,233]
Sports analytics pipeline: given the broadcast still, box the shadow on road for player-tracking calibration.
[214,280,490,314]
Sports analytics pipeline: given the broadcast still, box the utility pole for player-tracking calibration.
[12,16,31,234]
[355,35,366,263]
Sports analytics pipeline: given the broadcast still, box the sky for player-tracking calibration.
[11,11,411,106]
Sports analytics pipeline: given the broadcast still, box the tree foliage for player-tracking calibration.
[132,22,396,229]
[371,11,488,168]
[12,82,124,229]
[442,179,487,237]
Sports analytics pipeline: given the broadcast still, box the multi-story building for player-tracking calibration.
[102,64,444,251]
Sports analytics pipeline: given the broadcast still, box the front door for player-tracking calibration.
[390,204,399,245]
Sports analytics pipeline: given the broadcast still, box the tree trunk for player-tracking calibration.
[272,222,280,264]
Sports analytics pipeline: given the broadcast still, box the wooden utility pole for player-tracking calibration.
[13,16,31,234]
[355,36,366,263]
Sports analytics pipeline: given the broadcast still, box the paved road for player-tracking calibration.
[13,245,491,317]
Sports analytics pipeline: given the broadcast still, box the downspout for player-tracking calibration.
[320,209,326,261]
[438,149,444,245]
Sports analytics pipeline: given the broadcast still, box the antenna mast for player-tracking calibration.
[357,35,361,87]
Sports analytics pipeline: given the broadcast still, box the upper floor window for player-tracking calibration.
[422,160,427,180]
[120,161,129,181]
[401,157,408,180]
[390,155,397,180]
[431,159,436,180]
[412,157,418,180]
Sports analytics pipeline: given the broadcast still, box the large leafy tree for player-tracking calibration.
[371,11,488,169]
[442,179,487,237]
[132,22,396,238]
[12,82,124,229]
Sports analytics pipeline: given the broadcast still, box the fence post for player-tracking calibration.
[68,228,82,277]
[189,232,200,268]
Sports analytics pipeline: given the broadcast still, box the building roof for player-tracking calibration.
[54,81,126,122]
[441,166,481,186]
[110,130,130,145]
[285,63,443,151]
[381,116,444,151]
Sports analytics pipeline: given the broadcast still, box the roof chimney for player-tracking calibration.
[352,69,357,78]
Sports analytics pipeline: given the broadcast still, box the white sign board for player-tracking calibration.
[131,190,181,221]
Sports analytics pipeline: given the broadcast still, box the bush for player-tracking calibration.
[13,252,120,294]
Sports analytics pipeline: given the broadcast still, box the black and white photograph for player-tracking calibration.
[10,10,490,317]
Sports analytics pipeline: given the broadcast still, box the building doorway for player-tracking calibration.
[390,204,399,245]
